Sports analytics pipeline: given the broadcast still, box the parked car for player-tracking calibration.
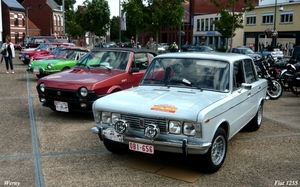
[30,46,80,61]
[227,47,261,61]
[28,48,89,78]
[187,45,214,52]
[36,48,158,113]
[14,42,23,50]
[260,47,283,59]
[90,52,268,173]
[24,36,56,48]
[181,44,193,52]
[109,42,117,48]
[102,42,110,48]
[19,42,73,65]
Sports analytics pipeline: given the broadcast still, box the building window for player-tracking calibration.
[54,15,57,26]
[214,17,218,31]
[205,18,209,31]
[14,14,18,26]
[280,11,293,23]
[57,16,60,26]
[246,16,256,25]
[196,19,200,31]
[262,15,273,24]
[201,19,204,31]
[210,18,213,31]
[22,15,25,26]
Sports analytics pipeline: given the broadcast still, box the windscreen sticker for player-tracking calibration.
[151,104,178,113]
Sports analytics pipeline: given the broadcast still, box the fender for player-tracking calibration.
[107,85,122,93]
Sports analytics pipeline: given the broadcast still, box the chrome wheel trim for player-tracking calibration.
[211,135,226,166]
[257,105,263,126]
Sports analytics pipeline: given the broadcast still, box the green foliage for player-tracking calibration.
[211,0,254,50]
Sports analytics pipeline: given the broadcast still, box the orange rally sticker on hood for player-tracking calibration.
[151,104,178,113]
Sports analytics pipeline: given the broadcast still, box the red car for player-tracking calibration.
[31,45,84,61]
[36,48,158,113]
[19,42,73,64]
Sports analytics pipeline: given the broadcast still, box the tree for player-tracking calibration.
[142,0,185,51]
[123,0,147,48]
[110,16,121,42]
[211,0,254,52]
[77,0,110,37]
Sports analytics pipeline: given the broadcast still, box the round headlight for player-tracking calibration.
[111,113,121,124]
[39,83,45,92]
[101,111,111,123]
[79,87,88,97]
[47,63,52,69]
[168,121,181,134]
[183,122,196,136]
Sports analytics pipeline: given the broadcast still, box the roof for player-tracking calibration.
[91,48,159,55]
[155,52,253,62]
[46,0,61,10]
[2,0,24,10]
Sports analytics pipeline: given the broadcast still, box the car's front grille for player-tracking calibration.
[121,114,168,133]
[45,88,78,101]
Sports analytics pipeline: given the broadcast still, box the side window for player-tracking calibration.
[243,59,258,83]
[133,53,148,70]
[232,49,239,54]
[233,60,245,89]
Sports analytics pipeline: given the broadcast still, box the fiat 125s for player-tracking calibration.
[91,52,268,173]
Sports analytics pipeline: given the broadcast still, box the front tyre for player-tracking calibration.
[267,80,283,99]
[289,84,300,95]
[202,127,227,173]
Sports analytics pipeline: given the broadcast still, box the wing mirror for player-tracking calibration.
[129,67,139,74]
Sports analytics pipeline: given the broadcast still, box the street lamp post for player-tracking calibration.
[272,1,283,48]
[119,0,121,45]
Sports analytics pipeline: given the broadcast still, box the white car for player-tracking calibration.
[91,52,268,173]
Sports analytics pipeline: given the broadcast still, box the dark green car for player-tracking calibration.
[27,48,89,78]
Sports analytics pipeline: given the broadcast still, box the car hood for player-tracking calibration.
[40,68,125,90]
[32,59,75,67]
[93,86,225,119]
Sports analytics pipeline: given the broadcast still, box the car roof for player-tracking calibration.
[91,48,159,55]
[154,52,253,62]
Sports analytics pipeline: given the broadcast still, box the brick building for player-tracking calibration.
[1,0,25,44]
[21,0,64,37]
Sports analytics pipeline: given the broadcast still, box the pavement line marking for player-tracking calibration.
[0,149,108,160]
[264,116,300,130]
[27,72,45,187]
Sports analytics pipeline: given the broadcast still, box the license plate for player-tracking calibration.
[129,141,154,154]
[33,67,40,74]
[54,101,69,112]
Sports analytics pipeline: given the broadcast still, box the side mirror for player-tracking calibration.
[129,67,139,74]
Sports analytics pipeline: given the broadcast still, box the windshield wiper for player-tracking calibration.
[169,77,202,91]
[100,64,112,70]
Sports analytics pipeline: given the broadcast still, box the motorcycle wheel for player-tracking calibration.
[279,70,289,90]
[267,80,283,100]
[289,73,300,95]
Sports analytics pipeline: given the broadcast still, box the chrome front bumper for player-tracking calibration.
[91,126,211,155]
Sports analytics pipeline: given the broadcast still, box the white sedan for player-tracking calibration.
[91,52,268,173]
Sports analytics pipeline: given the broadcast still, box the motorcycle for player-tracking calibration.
[280,62,300,95]
[255,55,283,99]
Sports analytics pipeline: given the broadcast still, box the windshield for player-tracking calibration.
[75,50,130,70]
[141,58,230,92]
[37,43,50,50]
[241,48,254,54]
